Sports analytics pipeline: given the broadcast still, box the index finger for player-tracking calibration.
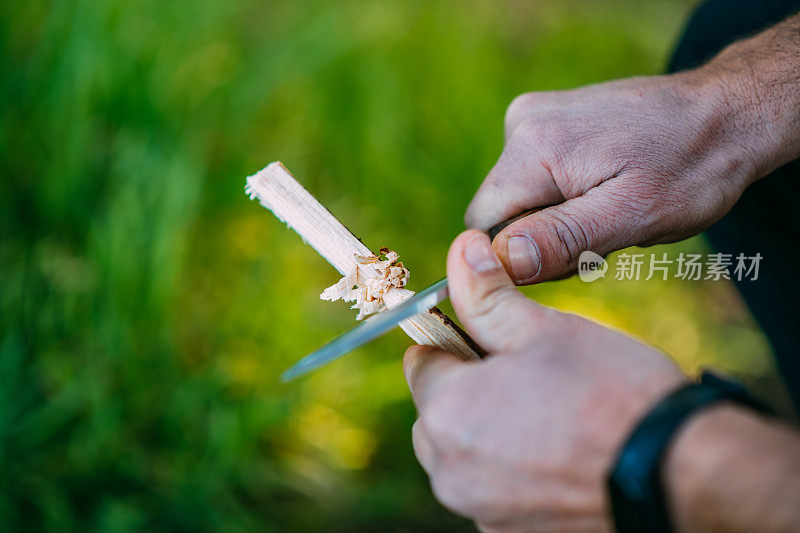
[465,141,563,232]
[403,345,466,411]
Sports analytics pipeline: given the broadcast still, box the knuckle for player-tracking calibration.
[424,397,460,447]
[508,115,542,143]
[504,92,537,129]
[507,114,565,161]
[505,91,556,130]
[432,471,496,521]
[423,391,478,456]
[468,282,518,322]
[430,473,467,514]
[476,520,505,533]
[411,420,425,450]
[412,419,437,473]
[540,210,591,266]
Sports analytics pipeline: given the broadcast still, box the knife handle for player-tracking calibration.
[487,206,554,241]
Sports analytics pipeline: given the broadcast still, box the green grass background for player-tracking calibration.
[0,0,787,530]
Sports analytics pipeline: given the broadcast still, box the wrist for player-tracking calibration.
[697,20,800,181]
[662,404,750,532]
[608,372,773,533]
[661,67,763,198]
[663,403,800,533]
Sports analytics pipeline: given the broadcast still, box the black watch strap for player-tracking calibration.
[608,370,771,533]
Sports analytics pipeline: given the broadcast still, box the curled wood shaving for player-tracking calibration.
[321,248,410,320]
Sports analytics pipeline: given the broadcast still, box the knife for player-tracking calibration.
[280,207,549,382]
[281,277,450,381]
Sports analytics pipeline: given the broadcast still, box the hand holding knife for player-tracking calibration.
[281,208,546,381]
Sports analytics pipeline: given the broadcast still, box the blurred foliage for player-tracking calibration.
[0,0,787,530]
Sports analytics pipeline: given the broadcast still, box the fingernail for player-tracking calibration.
[463,233,502,274]
[507,235,540,281]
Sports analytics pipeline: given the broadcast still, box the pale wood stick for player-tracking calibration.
[245,161,482,361]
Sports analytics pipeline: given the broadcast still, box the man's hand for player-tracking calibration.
[466,13,800,284]
[404,230,685,532]
[406,231,800,532]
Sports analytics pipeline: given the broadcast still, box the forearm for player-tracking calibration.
[662,18,800,527]
[664,404,800,532]
[699,12,800,181]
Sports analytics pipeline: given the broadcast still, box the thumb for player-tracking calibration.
[447,230,556,353]
[493,183,647,284]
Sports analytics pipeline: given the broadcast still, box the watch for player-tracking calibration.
[607,370,771,533]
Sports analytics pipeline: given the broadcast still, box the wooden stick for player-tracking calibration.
[245,162,482,361]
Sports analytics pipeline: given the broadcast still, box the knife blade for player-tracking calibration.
[281,278,450,381]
